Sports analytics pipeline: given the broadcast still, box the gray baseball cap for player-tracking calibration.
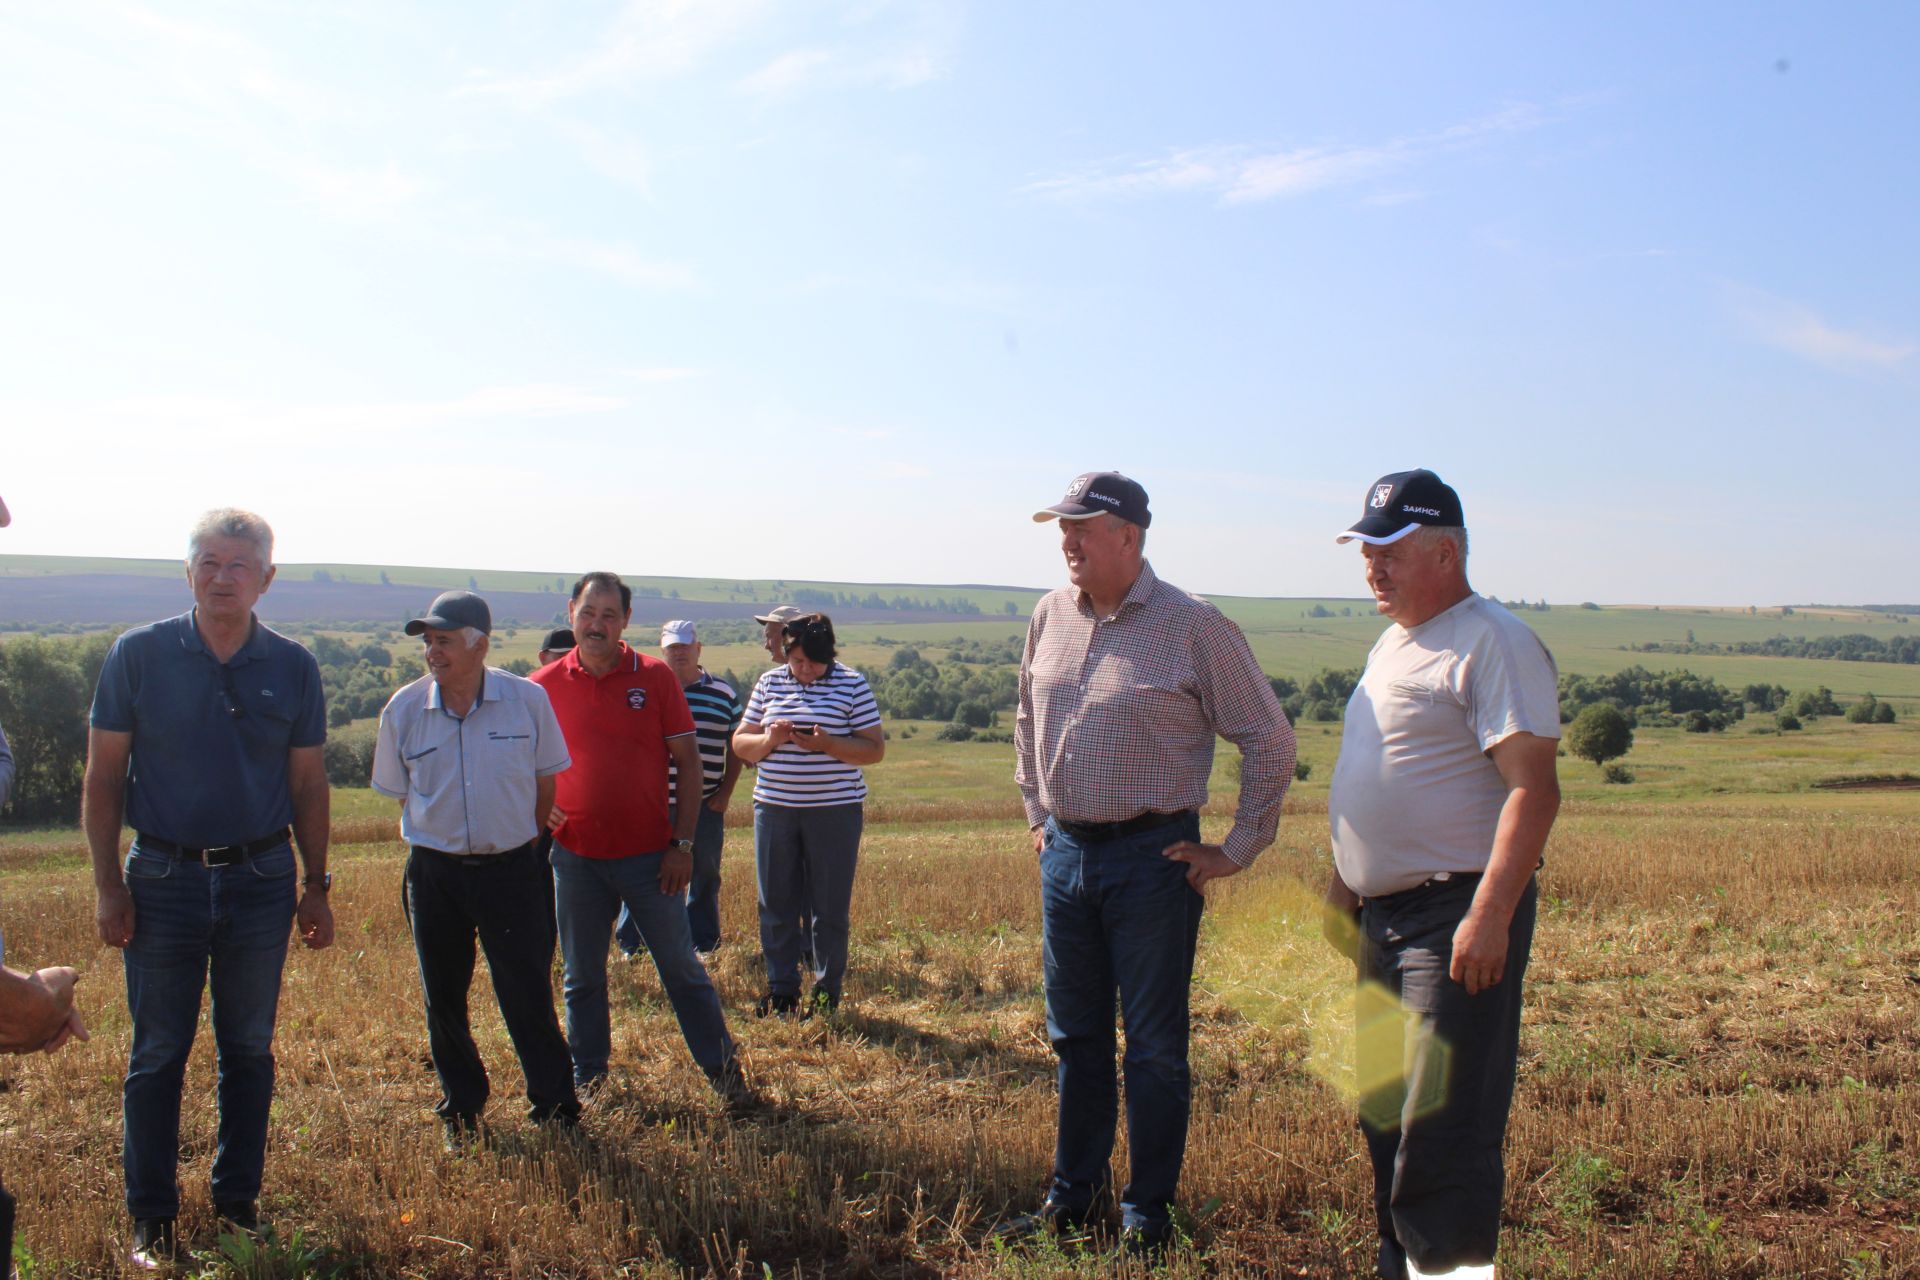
[753,605,805,624]
[405,590,492,636]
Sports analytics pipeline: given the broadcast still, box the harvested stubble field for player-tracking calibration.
[1,781,1916,1277]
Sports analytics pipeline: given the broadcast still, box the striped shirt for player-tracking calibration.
[671,669,742,804]
[743,663,883,807]
[1015,560,1297,868]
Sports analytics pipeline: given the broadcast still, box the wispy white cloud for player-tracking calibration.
[616,367,706,383]
[737,48,833,96]
[1026,104,1544,206]
[1734,289,1916,371]
[454,0,770,105]
[277,156,429,223]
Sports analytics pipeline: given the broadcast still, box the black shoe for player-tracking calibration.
[215,1199,262,1238]
[1121,1222,1174,1260]
[532,1109,581,1135]
[712,1066,768,1115]
[753,991,799,1018]
[129,1217,177,1269]
[993,1199,1093,1243]
[441,1115,483,1152]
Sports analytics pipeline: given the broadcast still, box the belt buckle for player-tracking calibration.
[204,844,247,867]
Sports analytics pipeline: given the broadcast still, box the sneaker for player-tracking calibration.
[129,1217,177,1269]
[441,1115,484,1152]
[214,1200,262,1238]
[753,991,799,1018]
[1121,1221,1174,1260]
[992,1199,1094,1244]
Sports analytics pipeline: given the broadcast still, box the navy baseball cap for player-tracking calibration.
[1336,469,1465,545]
[1033,471,1152,528]
[406,590,492,636]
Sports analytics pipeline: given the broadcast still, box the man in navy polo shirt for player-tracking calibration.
[84,508,334,1268]
[374,591,578,1143]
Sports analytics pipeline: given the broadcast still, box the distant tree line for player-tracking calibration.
[1630,633,1919,664]
[784,587,1000,616]
[1558,665,1895,733]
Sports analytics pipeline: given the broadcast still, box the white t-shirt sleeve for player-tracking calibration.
[1466,622,1562,752]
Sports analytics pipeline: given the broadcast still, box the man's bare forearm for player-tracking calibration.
[291,775,331,880]
[82,761,128,891]
[1471,782,1557,922]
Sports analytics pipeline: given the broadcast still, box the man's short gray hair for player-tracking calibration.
[187,508,274,566]
[461,626,487,651]
[1415,524,1468,561]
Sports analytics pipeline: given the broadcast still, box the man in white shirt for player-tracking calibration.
[1324,471,1562,1280]
[373,591,578,1141]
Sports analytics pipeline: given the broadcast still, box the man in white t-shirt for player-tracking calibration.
[1324,470,1562,1280]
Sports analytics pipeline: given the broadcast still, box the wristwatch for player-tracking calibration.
[303,872,332,892]
[670,839,694,853]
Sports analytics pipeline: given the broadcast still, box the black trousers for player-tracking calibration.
[404,844,579,1125]
[0,1172,13,1267]
[1359,875,1537,1277]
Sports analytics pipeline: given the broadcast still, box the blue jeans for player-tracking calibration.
[1039,812,1204,1235]
[121,838,297,1219]
[550,841,736,1086]
[754,802,863,1002]
[615,803,727,955]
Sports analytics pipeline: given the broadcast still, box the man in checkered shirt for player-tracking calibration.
[1006,470,1297,1257]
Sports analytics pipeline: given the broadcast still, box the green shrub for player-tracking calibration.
[1777,711,1802,731]
[323,723,379,787]
[1602,764,1634,785]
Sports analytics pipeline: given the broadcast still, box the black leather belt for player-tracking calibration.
[1055,809,1193,844]
[136,827,291,866]
[1367,871,1483,905]
[412,839,536,867]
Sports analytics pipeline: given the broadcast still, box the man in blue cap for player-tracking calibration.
[1324,470,1562,1280]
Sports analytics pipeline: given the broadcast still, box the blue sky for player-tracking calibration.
[1,2,1914,605]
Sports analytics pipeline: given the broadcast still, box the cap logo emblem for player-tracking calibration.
[1370,484,1394,509]
[1066,477,1090,498]
[626,689,648,710]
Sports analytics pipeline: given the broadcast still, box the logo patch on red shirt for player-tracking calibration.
[626,688,648,710]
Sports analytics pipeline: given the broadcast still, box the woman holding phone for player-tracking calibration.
[731,613,885,1016]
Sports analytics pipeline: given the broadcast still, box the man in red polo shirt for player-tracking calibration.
[531,572,744,1100]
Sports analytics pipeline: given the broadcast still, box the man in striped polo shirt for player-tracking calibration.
[1008,471,1297,1257]
[617,621,743,956]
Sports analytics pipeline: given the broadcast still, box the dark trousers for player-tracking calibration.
[754,802,864,1002]
[405,844,579,1125]
[0,1172,13,1269]
[1359,875,1537,1277]
[1039,811,1205,1236]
